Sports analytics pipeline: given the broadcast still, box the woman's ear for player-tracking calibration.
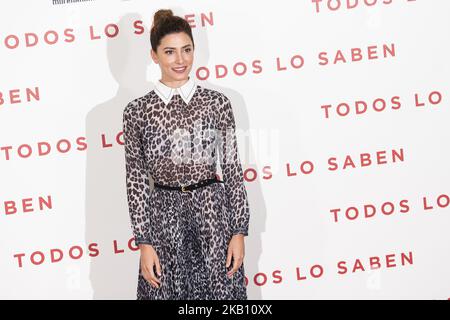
[150,49,159,65]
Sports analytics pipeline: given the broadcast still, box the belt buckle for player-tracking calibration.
[181,185,188,192]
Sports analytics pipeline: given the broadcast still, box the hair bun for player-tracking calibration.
[149,9,194,52]
[152,9,174,29]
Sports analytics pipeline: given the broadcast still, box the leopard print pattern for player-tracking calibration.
[122,84,250,299]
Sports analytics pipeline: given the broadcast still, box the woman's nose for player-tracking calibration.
[175,52,184,63]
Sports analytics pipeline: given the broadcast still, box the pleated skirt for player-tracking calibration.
[136,181,247,300]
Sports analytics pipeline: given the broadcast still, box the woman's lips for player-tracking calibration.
[172,66,187,73]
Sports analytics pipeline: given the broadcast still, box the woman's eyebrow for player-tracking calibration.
[163,44,192,49]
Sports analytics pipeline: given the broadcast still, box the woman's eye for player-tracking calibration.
[165,48,190,54]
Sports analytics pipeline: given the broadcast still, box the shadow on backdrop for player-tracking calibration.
[85,9,266,300]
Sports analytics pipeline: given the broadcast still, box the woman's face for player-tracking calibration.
[151,32,194,83]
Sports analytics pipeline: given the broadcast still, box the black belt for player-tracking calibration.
[154,176,224,192]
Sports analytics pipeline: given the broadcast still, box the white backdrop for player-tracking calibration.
[1,0,449,299]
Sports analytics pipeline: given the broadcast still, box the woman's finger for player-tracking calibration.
[228,256,243,277]
[150,279,159,288]
[143,271,157,287]
[148,265,160,287]
[226,248,232,268]
[154,255,162,277]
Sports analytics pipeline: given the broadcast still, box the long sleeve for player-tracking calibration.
[122,101,153,246]
[216,94,250,237]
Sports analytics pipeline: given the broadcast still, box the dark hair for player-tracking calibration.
[150,9,195,52]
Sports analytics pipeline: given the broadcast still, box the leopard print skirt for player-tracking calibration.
[136,183,247,300]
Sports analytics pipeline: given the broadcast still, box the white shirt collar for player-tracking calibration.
[154,76,197,106]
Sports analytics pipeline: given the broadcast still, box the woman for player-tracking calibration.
[122,9,250,300]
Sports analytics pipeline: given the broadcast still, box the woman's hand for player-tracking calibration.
[226,234,245,278]
[139,244,162,288]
